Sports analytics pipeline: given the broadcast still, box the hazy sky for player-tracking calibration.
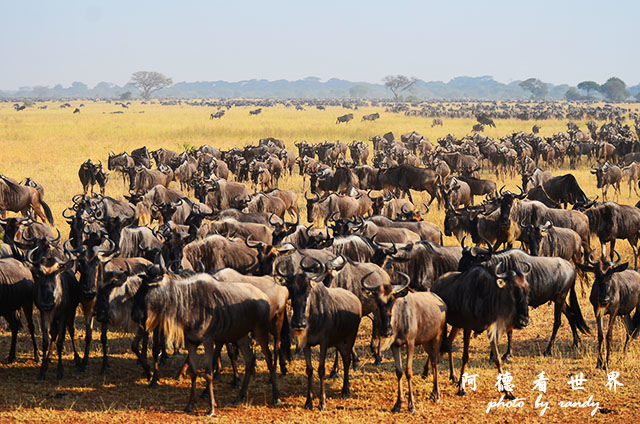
[1,0,638,90]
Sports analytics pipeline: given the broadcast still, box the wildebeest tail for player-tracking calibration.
[281,312,292,361]
[439,324,453,353]
[40,198,54,226]
[565,286,590,335]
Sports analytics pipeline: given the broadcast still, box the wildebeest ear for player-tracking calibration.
[611,262,629,274]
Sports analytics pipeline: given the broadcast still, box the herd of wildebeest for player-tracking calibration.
[3,102,640,416]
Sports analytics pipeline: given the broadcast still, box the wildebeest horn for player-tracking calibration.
[482,237,495,254]
[498,185,506,196]
[62,208,76,219]
[21,228,38,243]
[360,272,378,292]
[587,249,598,266]
[494,261,510,284]
[45,229,61,244]
[268,213,280,227]
[72,193,84,204]
[460,235,467,249]
[326,254,347,271]
[63,239,84,259]
[540,220,553,231]
[393,272,411,293]
[519,262,532,276]
[275,260,294,279]
[300,256,324,274]
[97,237,117,257]
[245,234,263,249]
[367,189,375,201]
[610,249,622,267]
[401,203,411,214]
[422,203,430,215]
[26,247,44,265]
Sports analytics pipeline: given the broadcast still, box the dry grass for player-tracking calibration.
[1,101,640,422]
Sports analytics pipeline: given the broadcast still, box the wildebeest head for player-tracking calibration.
[244,235,280,276]
[65,237,117,299]
[27,245,73,312]
[497,185,526,229]
[577,249,626,306]
[275,257,321,331]
[519,220,552,256]
[270,212,300,245]
[457,236,494,272]
[591,164,606,188]
[493,261,531,329]
[361,270,410,337]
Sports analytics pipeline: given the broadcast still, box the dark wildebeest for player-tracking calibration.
[541,174,589,208]
[249,108,262,115]
[584,202,640,269]
[95,270,154,379]
[79,159,98,194]
[362,273,447,411]
[336,113,354,124]
[578,251,640,370]
[432,261,529,398]
[591,163,622,201]
[276,259,362,410]
[131,269,280,417]
[377,165,439,205]
[361,113,380,122]
[0,175,54,225]
[431,118,443,127]
[458,246,589,358]
[108,152,135,185]
[457,176,497,204]
[27,245,80,380]
[0,258,39,363]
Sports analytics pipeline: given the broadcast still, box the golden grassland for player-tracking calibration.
[1,101,640,423]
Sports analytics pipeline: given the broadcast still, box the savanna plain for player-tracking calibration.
[1,101,639,423]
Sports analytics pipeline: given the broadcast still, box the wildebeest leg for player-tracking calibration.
[201,342,224,399]
[391,344,403,412]
[604,313,617,371]
[272,311,287,375]
[79,301,95,371]
[202,337,217,417]
[227,343,240,388]
[426,338,441,403]
[595,311,605,369]
[303,346,314,410]
[317,343,328,411]
[445,327,460,382]
[490,327,515,400]
[22,304,39,363]
[38,314,53,380]
[622,315,634,358]
[66,314,81,367]
[5,311,19,363]
[629,237,639,270]
[456,328,471,396]
[183,341,199,413]
[371,314,382,365]
[328,350,340,379]
[405,341,417,413]
[254,325,280,405]
[100,322,109,375]
[56,318,67,380]
[544,300,564,356]
[336,343,351,399]
[501,330,513,361]
[149,330,163,387]
[131,329,151,379]
[233,336,256,405]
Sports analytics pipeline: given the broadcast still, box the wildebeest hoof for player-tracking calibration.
[456,389,466,396]
[340,389,350,399]
[7,355,16,364]
[501,354,512,363]
[429,392,440,403]
[543,350,552,357]
[183,405,192,413]
[273,398,282,406]
[373,358,382,366]
[148,379,158,388]
[504,391,515,400]
[304,399,313,410]
[318,404,326,411]
[391,403,401,413]
[232,394,246,405]
[352,361,360,372]
[328,371,338,379]
[408,407,416,414]
[206,410,216,417]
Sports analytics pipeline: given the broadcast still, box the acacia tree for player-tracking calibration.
[598,77,629,102]
[129,71,173,100]
[577,81,600,96]
[382,75,418,100]
[519,78,549,98]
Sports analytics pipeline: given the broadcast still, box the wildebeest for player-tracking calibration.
[362,112,380,122]
[519,221,582,264]
[578,251,640,370]
[336,113,354,124]
[377,165,439,205]
[0,258,39,363]
[591,163,622,201]
[431,118,443,127]
[276,259,362,410]
[131,269,280,416]
[432,261,529,397]
[585,202,640,268]
[362,273,446,410]
[0,175,54,225]
[249,108,262,115]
